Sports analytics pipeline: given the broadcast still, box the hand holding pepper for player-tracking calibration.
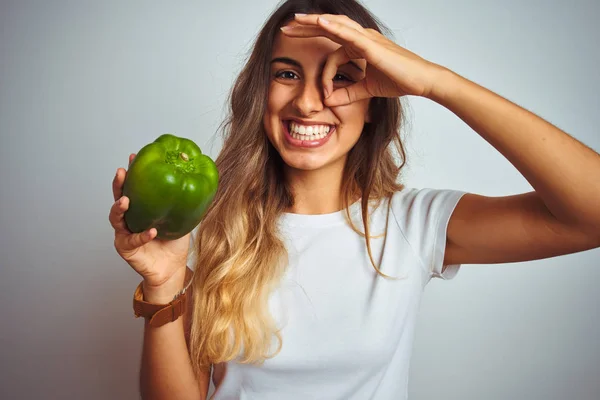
[109,153,191,302]
[108,135,218,303]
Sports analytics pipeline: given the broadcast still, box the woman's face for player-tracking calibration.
[263,21,371,173]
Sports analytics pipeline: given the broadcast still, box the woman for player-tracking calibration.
[108,0,600,399]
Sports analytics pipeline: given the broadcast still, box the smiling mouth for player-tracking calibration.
[284,120,335,141]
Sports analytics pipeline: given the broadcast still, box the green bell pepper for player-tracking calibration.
[122,133,219,240]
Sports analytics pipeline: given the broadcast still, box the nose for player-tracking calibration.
[292,79,325,116]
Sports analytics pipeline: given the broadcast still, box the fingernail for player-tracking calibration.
[280,26,293,31]
[295,13,306,17]
[319,17,330,25]
[324,87,330,98]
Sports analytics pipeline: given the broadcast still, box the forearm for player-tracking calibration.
[140,319,202,400]
[139,268,203,400]
[430,67,600,232]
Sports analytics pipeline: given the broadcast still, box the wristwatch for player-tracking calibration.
[132,269,193,328]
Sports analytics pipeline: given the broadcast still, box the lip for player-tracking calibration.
[282,119,335,148]
[287,117,334,126]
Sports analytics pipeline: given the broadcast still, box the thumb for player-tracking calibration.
[324,80,372,107]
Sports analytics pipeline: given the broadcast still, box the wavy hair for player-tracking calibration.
[189,0,408,375]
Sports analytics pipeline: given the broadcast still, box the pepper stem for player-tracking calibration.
[180,152,189,162]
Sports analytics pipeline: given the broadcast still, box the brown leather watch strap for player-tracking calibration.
[133,280,188,328]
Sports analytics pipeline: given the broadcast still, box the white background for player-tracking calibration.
[1,0,598,399]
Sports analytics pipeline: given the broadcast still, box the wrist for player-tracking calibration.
[426,65,461,104]
[142,267,187,304]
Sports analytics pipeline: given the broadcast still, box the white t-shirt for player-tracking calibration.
[208,187,467,399]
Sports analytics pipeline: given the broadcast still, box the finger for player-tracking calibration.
[113,153,136,201]
[281,24,367,64]
[280,25,330,38]
[321,46,366,99]
[282,21,360,50]
[294,13,365,32]
[118,227,157,252]
[285,16,374,63]
[293,14,370,48]
[315,16,373,57]
[108,195,130,233]
[110,195,158,250]
[325,79,372,107]
[112,168,125,201]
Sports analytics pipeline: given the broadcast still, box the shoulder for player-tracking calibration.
[389,186,467,223]
[387,187,467,278]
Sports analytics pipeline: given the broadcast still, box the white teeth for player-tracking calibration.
[288,121,333,139]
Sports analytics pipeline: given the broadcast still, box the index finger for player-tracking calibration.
[321,46,366,99]
[112,153,136,201]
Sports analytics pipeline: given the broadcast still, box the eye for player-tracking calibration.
[275,70,299,80]
[333,73,354,82]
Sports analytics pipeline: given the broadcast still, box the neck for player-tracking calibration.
[284,160,349,215]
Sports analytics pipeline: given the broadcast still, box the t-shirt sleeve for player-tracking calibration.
[390,187,467,281]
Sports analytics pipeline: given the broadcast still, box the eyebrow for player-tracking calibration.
[270,56,364,73]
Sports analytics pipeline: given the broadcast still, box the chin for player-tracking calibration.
[280,152,331,171]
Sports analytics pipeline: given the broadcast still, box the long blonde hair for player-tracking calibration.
[189,0,408,375]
